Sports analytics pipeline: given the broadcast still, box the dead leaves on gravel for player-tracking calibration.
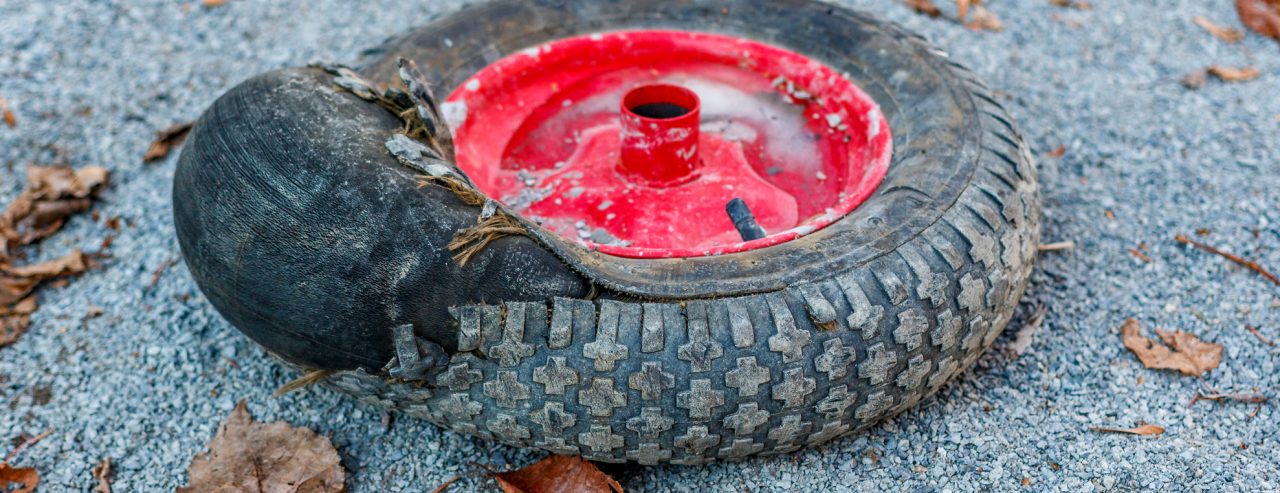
[492,455,622,493]
[0,429,53,493]
[0,98,16,128]
[905,0,1004,32]
[1120,319,1223,377]
[0,165,108,348]
[143,121,193,163]
[92,457,113,493]
[1237,0,1280,41]
[0,463,38,493]
[178,401,345,493]
[1,165,107,255]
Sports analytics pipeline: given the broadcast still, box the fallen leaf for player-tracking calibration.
[1009,304,1047,357]
[493,455,623,493]
[956,0,974,20]
[0,296,37,348]
[143,121,194,163]
[0,429,52,490]
[0,463,38,493]
[3,250,88,279]
[1193,16,1246,42]
[1046,145,1067,158]
[1089,423,1165,436]
[177,401,345,493]
[1,165,109,257]
[1208,65,1261,82]
[1128,248,1152,263]
[202,0,227,6]
[1120,319,1223,377]
[1237,0,1280,41]
[0,164,107,350]
[905,0,943,17]
[92,457,112,493]
[1,250,89,306]
[965,4,1005,32]
[1049,0,1091,9]
[0,98,15,128]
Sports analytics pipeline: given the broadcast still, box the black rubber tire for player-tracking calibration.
[174,0,1039,464]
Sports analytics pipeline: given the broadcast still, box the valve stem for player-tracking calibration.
[726,198,767,241]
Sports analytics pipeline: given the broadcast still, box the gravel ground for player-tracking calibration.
[2,1,1278,491]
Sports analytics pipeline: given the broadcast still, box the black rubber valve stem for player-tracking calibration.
[726,197,767,242]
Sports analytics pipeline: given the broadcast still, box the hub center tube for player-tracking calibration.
[618,83,702,187]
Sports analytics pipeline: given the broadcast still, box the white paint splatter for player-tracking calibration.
[441,101,468,131]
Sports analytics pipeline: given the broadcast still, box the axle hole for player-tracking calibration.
[622,83,700,121]
[629,102,692,119]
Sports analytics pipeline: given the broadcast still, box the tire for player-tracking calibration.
[174,0,1039,464]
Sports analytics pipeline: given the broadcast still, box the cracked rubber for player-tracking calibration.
[174,0,1040,464]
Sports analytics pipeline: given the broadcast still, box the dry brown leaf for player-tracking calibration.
[1193,16,1246,42]
[0,165,105,350]
[1237,0,1280,41]
[1090,424,1165,436]
[92,457,112,493]
[905,0,943,17]
[1120,319,1223,377]
[1,165,109,258]
[177,401,345,493]
[1,250,89,307]
[1049,0,1091,9]
[202,0,227,6]
[956,0,974,20]
[143,121,194,163]
[965,5,1005,32]
[0,463,38,493]
[25,164,109,200]
[493,455,623,493]
[0,297,36,348]
[3,250,88,279]
[1207,65,1261,82]
[0,276,39,309]
[0,98,15,128]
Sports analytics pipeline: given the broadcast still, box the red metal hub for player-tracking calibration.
[443,30,892,258]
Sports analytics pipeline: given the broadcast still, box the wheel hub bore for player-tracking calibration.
[444,30,892,258]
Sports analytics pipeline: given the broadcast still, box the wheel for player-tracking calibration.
[173,0,1039,464]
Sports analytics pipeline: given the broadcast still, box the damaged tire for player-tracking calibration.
[174,0,1040,464]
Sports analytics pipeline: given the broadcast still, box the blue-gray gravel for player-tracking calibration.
[1,0,1277,491]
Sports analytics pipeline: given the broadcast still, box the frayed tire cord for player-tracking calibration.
[175,0,1039,464]
[448,211,529,266]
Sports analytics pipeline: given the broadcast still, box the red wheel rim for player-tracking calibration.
[443,30,892,259]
